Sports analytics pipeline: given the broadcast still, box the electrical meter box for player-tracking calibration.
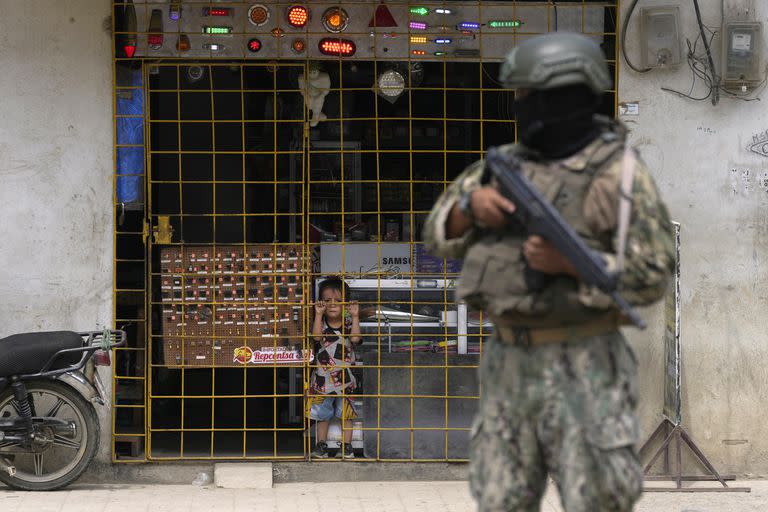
[722,21,763,89]
[640,6,682,68]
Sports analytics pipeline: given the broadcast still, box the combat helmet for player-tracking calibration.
[499,33,612,94]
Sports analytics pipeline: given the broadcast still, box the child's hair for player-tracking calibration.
[318,276,351,301]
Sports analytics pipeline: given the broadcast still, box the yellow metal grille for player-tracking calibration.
[111,0,620,462]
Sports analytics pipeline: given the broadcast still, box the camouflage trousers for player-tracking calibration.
[469,332,643,512]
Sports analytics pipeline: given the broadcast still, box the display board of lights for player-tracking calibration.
[119,1,602,61]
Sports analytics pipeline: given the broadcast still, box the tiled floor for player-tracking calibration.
[0,480,765,511]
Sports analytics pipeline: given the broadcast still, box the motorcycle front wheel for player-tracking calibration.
[0,380,99,491]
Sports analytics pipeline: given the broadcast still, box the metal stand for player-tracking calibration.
[640,418,750,492]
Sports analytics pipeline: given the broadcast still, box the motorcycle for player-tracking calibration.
[0,329,125,490]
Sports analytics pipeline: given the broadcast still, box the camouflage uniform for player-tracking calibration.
[422,36,674,510]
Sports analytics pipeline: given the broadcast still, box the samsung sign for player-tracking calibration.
[320,243,412,275]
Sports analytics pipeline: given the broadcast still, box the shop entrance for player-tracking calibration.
[147,62,309,459]
[111,0,619,463]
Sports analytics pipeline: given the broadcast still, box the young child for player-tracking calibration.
[309,277,361,459]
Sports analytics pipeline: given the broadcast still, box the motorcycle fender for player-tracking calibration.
[56,371,105,406]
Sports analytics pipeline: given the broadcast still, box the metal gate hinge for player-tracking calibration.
[153,216,174,244]
[143,216,174,245]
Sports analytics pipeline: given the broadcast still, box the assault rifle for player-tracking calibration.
[483,146,646,329]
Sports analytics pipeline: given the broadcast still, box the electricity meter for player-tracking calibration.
[722,21,763,90]
[640,6,682,68]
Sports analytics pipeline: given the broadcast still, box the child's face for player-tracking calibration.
[321,288,343,320]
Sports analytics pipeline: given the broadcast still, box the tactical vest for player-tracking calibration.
[457,132,625,328]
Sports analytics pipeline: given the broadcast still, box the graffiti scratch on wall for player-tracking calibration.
[759,171,768,192]
[731,168,756,196]
[747,130,768,157]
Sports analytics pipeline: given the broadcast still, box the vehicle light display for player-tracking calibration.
[286,5,309,28]
[318,38,356,56]
[248,4,270,26]
[203,7,233,17]
[202,26,233,35]
[409,21,427,30]
[322,7,349,33]
[247,38,262,52]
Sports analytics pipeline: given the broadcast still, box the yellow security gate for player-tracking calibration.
[145,62,308,459]
[111,0,620,463]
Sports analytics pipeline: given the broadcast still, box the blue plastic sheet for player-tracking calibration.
[116,68,144,205]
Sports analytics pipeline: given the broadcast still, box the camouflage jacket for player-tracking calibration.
[422,127,674,307]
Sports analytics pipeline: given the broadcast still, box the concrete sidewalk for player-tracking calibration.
[1,481,766,511]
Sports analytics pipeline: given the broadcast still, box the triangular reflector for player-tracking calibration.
[123,45,137,58]
[369,4,398,28]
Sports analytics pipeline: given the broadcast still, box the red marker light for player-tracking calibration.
[203,7,233,17]
[148,9,163,50]
[248,38,262,52]
[287,5,309,28]
[93,349,112,367]
[148,34,164,48]
[318,38,356,56]
[123,0,137,57]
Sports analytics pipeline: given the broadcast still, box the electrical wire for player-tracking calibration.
[692,0,719,105]
[661,2,765,103]
[661,35,717,101]
[621,0,651,73]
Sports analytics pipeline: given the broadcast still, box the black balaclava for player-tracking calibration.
[513,85,603,160]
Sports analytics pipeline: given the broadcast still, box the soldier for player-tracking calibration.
[423,33,674,511]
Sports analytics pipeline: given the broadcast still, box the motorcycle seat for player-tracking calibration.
[0,331,85,378]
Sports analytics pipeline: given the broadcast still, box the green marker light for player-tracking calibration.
[203,26,233,34]
[409,6,429,16]
[434,51,447,56]
[488,20,523,28]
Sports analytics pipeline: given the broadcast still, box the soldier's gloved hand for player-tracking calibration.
[523,235,578,277]
[470,186,516,228]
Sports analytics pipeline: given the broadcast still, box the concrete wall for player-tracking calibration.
[620,0,768,476]
[0,0,113,461]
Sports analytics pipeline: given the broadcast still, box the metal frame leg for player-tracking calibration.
[640,419,750,492]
